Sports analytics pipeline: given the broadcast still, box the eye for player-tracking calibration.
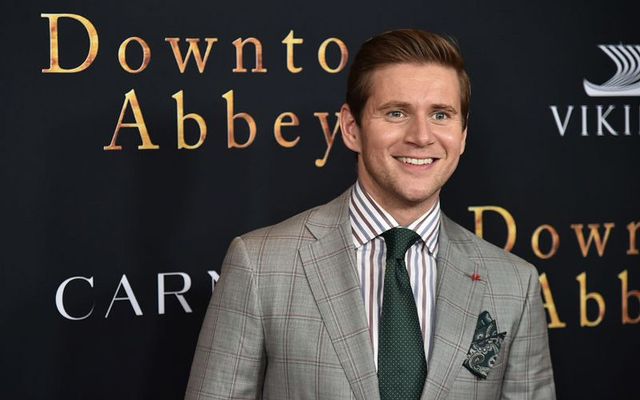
[387,110,406,119]
[432,111,449,121]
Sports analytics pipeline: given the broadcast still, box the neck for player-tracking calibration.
[391,209,429,227]
[357,181,438,227]
[385,202,435,226]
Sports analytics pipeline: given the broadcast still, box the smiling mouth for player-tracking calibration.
[396,156,436,165]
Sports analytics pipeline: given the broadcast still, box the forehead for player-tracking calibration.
[366,63,461,108]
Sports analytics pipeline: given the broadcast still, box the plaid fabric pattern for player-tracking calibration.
[184,187,556,400]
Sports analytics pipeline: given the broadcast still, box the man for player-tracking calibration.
[185,29,555,400]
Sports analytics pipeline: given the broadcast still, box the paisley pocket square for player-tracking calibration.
[462,311,507,379]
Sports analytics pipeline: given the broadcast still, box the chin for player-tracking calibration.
[400,189,437,207]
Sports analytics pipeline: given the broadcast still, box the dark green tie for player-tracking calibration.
[378,227,427,400]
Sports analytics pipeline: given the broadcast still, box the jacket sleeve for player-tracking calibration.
[501,267,556,400]
[185,237,266,400]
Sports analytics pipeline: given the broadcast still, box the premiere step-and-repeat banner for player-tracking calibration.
[2,1,638,399]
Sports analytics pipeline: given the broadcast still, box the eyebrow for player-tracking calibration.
[377,101,412,111]
[431,104,459,114]
[377,101,459,114]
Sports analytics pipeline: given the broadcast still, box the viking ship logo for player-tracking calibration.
[583,44,640,96]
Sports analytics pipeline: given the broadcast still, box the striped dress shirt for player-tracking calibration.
[349,182,440,369]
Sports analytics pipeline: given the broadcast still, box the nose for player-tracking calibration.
[405,116,434,147]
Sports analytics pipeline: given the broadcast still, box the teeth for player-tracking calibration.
[397,157,434,165]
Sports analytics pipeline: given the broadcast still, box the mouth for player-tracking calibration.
[395,156,437,166]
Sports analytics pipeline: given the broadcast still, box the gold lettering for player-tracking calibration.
[531,224,560,259]
[104,89,158,150]
[627,221,640,255]
[118,37,151,74]
[618,270,640,324]
[172,90,207,150]
[222,90,257,149]
[314,112,341,167]
[41,13,99,73]
[274,112,300,148]
[571,223,615,257]
[232,37,267,73]
[539,273,567,328]
[576,272,606,327]
[467,206,517,251]
[318,38,348,73]
[282,30,303,73]
[165,38,217,73]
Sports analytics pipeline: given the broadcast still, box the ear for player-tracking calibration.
[459,127,467,155]
[340,103,362,153]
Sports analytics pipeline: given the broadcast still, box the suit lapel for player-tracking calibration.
[299,190,380,400]
[422,216,487,400]
[299,194,487,400]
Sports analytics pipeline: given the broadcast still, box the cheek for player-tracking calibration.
[439,131,466,153]
[361,134,389,156]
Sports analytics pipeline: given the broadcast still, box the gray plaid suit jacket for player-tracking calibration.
[185,187,556,400]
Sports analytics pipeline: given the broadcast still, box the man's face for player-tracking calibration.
[341,63,467,220]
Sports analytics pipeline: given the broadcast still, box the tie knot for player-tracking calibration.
[381,227,421,259]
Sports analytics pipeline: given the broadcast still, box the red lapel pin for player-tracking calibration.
[470,273,481,282]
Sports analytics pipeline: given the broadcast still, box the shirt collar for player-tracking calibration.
[349,181,441,256]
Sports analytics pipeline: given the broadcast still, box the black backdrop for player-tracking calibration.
[2,1,638,399]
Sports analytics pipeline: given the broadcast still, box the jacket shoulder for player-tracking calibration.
[244,206,319,240]
[241,189,350,245]
[442,215,539,280]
